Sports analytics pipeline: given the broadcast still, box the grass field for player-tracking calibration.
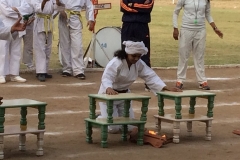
[28,0,240,70]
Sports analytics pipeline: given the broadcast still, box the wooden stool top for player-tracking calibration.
[0,99,47,108]
[157,90,216,98]
[88,93,151,101]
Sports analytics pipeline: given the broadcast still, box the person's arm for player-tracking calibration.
[205,2,223,39]
[0,0,19,19]
[125,0,154,13]
[138,60,182,93]
[120,0,138,13]
[85,0,95,31]
[101,58,120,95]
[172,0,183,40]
[41,0,50,11]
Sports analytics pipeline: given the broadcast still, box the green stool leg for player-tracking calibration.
[121,125,128,141]
[140,99,149,121]
[38,105,46,130]
[0,108,5,133]
[20,107,27,130]
[124,100,130,117]
[101,125,108,148]
[207,96,215,117]
[106,100,113,123]
[137,124,144,146]
[158,95,164,116]
[189,97,196,114]
[85,121,93,144]
[175,98,182,119]
[89,97,96,119]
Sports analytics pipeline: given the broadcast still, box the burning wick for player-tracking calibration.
[148,130,157,135]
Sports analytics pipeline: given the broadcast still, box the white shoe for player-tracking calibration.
[10,76,26,83]
[0,76,6,84]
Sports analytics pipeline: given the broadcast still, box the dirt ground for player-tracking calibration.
[0,67,240,160]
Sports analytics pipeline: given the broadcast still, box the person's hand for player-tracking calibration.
[60,11,67,19]
[214,28,223,39]
[144,0,150,4]
[173,28,179,40]
[10,17,27,33]
[106,87,118,95]
[163,86,182,92]
[26,17,35,25]
[87,20,95,31]
[12,7,19,12]
[56,0,64,6]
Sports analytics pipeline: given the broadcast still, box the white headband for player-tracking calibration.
[122,41,148,56]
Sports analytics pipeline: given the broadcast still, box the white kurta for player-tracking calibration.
[98,57,166,133]
[58,0,94,75]
[32,0,56,74]
[0,0,32,76]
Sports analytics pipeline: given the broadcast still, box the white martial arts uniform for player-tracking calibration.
[98,57,166,133]
[32,0,56,74]
[173,0,214,83]
[22,0,34,68]
[0,19,17,40]
[0,0,32,76]
[58,0,94,76]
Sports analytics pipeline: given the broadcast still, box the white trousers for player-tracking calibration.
[33,31,52,74]
[0,37,22,76]
[58,17,85,76]
[99,100,135,133]
[22,27,34,66]
[177,29,207,83]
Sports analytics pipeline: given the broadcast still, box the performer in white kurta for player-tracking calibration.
[173,0,223,90]
[98,40,181,133]
[32,0,57,82]
[22,0,35,69]
[56,0,94,79]
[0,0,33,84]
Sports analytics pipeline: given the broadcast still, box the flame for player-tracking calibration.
[162,135,166,138]
[148,130,157,135]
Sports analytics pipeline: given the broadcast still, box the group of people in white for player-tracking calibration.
[0,0,95,84]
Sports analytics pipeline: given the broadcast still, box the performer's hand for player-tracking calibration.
[162,86,182,92]
[26,17,35,25]
[60,11,67,19]
[214,28,223,39]
[106,87,118,95]
[87,20,95,31]
[173,28,179,40]
[11,17,27,33]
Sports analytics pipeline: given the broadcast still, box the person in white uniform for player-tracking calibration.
[32,0,58,82]
[98,40,182,134]
[0,0,33,84]
[56,0,94,80]
[173,0,223,90]
[22,0,35,70]
[0,18,27,41]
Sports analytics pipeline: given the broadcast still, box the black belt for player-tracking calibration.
[114,89,128,93]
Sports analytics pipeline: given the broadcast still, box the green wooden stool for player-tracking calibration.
[85,93,151,148]
[155,90,216,143]
[0,99,47,159]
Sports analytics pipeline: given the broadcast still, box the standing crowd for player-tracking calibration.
[0,0,223,91]
[0,0,94,83]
